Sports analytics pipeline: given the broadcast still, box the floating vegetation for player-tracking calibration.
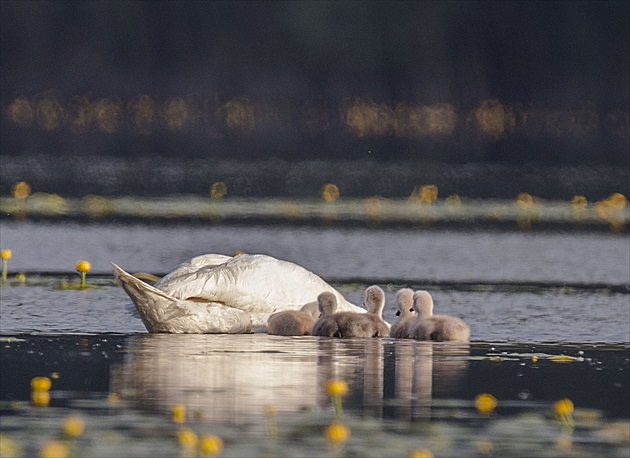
[1,194,628,232]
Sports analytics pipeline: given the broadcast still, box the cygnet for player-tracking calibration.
[408,290,470,342]
[389,288,416,339]
[267,301,320,336]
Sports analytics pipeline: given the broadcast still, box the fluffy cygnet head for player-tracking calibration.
[363,285,385,316]
[412,290,434,319]
[317,292,338,316]
[395,288,415,317]
[300,301,321,319]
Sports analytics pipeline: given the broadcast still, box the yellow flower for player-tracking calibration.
[326,380,348,397]
[475,393,497,414]
[0,433,22,458]
[31,390,50,407]
[407,448,434,458]
[31,376,52,392]
[172,404,186,424]
[11,181,31,200]
[548,355,577,363]
[325,422,350,446]
[554,398,574,416]
[75,260,91,273]
[63,416,85,438]
[39,440,68,458]
[321,183,340,202]
[0,250,11,260]
[199,434,223,457]
[531,355,539,362]
[177,428,198,450]
[210,182,228,199]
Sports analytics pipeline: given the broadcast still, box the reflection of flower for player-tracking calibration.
[63,416,85,438]
[475,393,497,414]
[321,183,340,202]
[39,441,69,458]
[325,422,350,446]
[171,404,186,424]
[407,448,434,458]
[177,428,198,450]
[31,390,51,407]
[199,434,223,457]
[326,380,348,417]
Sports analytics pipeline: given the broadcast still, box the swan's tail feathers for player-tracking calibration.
[111,263,187,323]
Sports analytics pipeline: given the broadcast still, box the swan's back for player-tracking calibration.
[335,311,375,338]
[268,300,320,336]
[413,315,470,342]
[155,254,362,314]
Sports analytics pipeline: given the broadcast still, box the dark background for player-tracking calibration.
[1,1,629,197]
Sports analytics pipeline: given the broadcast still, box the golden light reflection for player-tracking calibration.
[67,96,93,133]
[163,97,190,130]
[321,183,340,202]
[210,181,228,199]
[410,185,438,205]
[6,97,33,127]
[471,98,515,139]
[222,96,255,131]
[94,98,122,133]
[11,181,31,200]
[595,192,627,232]
[36,92,65,131]
[128,94,156,135]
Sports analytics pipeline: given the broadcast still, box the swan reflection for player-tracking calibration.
[111,334,468,426]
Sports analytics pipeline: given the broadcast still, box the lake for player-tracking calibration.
[0,221,628,457]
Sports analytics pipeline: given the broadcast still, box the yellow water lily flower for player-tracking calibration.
[75,260,91,288]
[326,380,348,397]
[475,393,497,414]
[0,250,11,260]
[199,434,223,457]
[31,376,52,392]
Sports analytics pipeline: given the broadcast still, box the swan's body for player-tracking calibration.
[362,285,390,337]
[390,288,416,339]
[408,291,470,342]
[267,301,320,336]
[311,292,374,338]
[113,253,363,334]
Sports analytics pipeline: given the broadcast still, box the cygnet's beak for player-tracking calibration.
[395,310,400,316]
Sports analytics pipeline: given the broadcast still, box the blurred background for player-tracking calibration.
[1,0,628,198]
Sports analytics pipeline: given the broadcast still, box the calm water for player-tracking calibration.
[1,221,629,457]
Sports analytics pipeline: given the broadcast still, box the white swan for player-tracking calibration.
[362,285,390,337]
[389,288,416,339]
[408,291,470,342]
[267,301,320,336]
[113,253,364,334]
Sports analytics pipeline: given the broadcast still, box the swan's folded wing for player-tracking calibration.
[155,254,364,314]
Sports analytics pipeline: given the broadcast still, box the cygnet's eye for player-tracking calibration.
[409,308,414,312]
